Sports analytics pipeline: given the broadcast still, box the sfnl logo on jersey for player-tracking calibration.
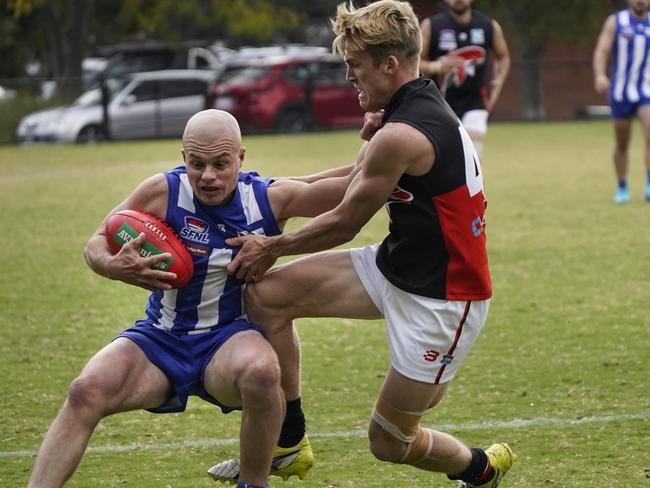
[180,216,210,244]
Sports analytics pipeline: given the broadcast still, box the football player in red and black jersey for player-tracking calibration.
[218,1,517,487]
[420,0,510,157]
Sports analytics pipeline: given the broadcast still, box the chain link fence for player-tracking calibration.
[0,57,609,145]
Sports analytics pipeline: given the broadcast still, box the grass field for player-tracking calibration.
[1,121,649,487]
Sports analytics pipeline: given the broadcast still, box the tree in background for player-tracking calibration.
[3,0,304,91]
[0,6,38,78]
[117,0,301,46]
[5,0,90,97]
[4,0,625,119]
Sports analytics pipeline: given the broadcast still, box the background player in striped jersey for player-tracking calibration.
[217,1,516,487]
[419,0,510,158]
[593,0,650,204]
[27,109,355,488]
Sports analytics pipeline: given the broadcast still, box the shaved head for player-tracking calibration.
[183,109,241,155]
[181,110,245,206]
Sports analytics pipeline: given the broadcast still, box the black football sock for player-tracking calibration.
[447,448,494,484]
[277,397,306,448]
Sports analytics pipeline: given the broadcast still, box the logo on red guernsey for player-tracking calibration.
[471,215,486,237]
[439,45,486,96]
[180,216,210,244]
[388,185,414,204]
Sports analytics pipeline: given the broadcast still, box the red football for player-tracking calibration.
[105,210,194,289]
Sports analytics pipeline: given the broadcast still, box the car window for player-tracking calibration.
[73,88,102,107]
[72,77,128,106]
[281,62,348,86]
[313,62,348,86]
[104,52,174,77]
[282,64,310,83]
[160,79,208,98]
[220,66,270,83]
[129,80,159,102]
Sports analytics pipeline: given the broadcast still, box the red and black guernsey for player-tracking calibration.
[426,9,494,117]
[375,77,491,301]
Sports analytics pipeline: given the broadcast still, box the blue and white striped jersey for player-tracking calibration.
[141,166,281,334]
[611,9,650,103]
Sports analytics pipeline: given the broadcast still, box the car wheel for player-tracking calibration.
[275,110,308,133]
[76,125,105,144]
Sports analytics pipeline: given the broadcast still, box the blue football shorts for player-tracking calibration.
[118,319,264,414]
[610,96,650,118]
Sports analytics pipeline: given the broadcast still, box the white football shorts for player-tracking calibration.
[461,109,489,136]
[350,244,490,384]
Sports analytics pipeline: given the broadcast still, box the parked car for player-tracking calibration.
[206,52,363,132]
[97,42,233,79]
[17,70,215,144]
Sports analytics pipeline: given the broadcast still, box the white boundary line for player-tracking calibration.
[3,411,648,458]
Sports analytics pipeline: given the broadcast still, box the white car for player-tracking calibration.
[17,70,215,144]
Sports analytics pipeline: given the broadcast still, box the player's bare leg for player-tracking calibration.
[246,250,381,400]
[368,369,471,471]
[613,117,632,203]
[204,330,284,486]
[215,250,381,481]
[636,105,650,200]
[368,368,516,486]
[248,250,517,486]
[28,338,172,488]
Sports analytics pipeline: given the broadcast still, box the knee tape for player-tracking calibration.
[371,397,434,464]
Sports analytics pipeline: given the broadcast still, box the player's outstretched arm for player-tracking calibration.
[84,174,176,291]
[226,123,433,282]
[277,164,356,184]
[278,110,381,187]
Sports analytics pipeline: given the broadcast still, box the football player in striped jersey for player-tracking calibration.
[594,0,650,203]
[27,110,355,488]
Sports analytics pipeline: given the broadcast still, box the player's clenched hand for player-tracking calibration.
[594,74,610,95]
[226,234,279,282]
[360,110,384,141]
[438,55,465,75]
[105,233,177,291]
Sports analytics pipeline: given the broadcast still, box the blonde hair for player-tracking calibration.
[331,0,421,67]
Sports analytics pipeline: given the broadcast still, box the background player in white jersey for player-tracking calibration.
[594,0,650,204]
[213,2,517,487]
[27,109,354,488]
[419,0,510,157]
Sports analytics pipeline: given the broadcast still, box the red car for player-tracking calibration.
[206,53,364,132]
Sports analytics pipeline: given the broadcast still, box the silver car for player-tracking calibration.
[17,70,215,143]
